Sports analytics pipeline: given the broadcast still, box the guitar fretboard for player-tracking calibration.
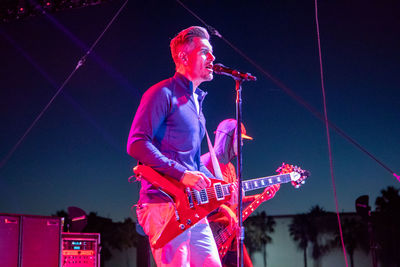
[221,173,292,193]
[242,173,292,191]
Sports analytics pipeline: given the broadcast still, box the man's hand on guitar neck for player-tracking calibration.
[181,170,211,191]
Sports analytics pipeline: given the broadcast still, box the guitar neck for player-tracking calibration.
[221,173,292,193]
[242,191,269,221]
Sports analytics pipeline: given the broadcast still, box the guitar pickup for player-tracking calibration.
[214,183,224,201]
[193,189,209,204]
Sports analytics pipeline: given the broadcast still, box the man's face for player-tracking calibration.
[181,37,215,86]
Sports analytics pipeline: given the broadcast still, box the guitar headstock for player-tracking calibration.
[276,162,310,188]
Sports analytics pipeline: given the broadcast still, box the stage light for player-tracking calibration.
[42,0,54,11]
[0,0,113,22]
[16,0,26,15]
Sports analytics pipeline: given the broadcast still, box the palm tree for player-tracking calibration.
[375,186,400,212]
[308,205,331,266]
[244,211,276,267]
[258,212,276,267]
[329,217,369,267]
[374,186,400,267]
[289,205,331,267]
[244,215,262,258]
[289,213,312,267]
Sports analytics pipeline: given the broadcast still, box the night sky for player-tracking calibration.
[1,0,399,222]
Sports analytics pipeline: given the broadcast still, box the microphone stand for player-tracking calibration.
[235,78,244,267]
[214,63,255,266]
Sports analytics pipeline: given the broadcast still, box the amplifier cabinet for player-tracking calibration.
[20,215,62,267]
[61,232,100,267]
[0,214,20,267]
[0,213,62,267]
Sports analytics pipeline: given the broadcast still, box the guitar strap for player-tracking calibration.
[205,130,224,180]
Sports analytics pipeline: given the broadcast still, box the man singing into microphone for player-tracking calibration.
[127,26,222,266]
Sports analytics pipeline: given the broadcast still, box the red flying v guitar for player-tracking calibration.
[133,163,309,249]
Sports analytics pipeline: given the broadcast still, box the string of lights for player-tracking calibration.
[0,0,113,22]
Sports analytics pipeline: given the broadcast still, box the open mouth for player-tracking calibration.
[205,63,214,71]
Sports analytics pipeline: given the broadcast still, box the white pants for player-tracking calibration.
[137,202,222,267]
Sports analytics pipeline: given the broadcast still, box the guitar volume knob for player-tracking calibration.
[179,224,185,230]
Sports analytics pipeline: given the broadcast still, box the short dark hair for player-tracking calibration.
[170,26,210,64]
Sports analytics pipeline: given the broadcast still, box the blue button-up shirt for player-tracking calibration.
[127,72,214,203]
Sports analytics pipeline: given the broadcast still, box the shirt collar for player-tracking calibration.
[174,72,208,100]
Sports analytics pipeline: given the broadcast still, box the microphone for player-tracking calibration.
[212,63,257,81]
